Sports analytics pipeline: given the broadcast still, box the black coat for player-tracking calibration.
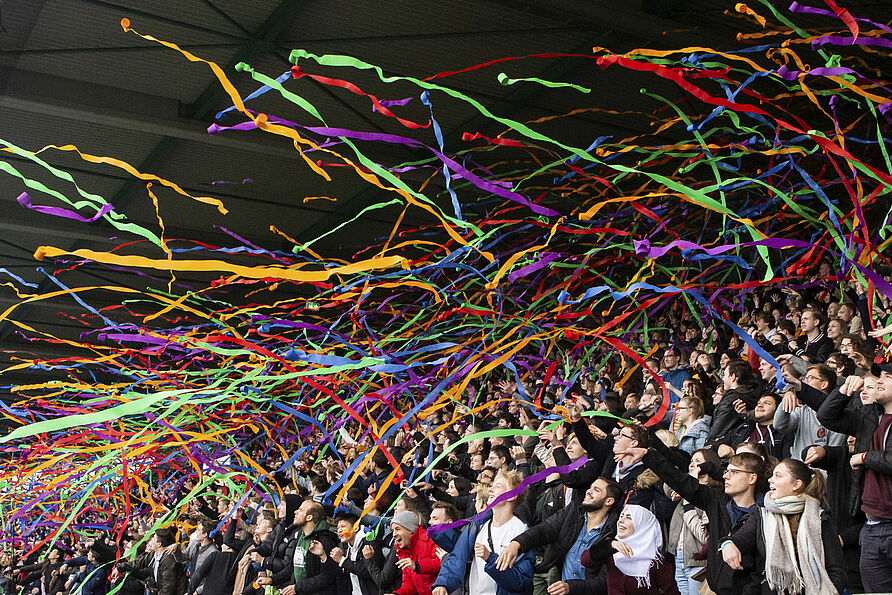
[189,550,234,595]
[707,385,758,448]
[336,536,381,595]
[798,333,834,363]
[726,421,793,460]
[641,446,761,595]
[729,506,847,594]
[365,543,401,593]
[16,561,64,595]
[272,524,346,594]
[563,418,658,510]
[817,387,892,518]
[131,551,186,595]
[513,502,618,595]
[257,521,300,574]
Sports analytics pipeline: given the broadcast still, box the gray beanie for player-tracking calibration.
[391,510,419,533]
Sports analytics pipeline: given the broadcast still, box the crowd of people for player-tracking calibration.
[4,268,892,595]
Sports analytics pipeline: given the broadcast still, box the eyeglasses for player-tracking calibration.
[804,374,821,382]
[617,432,635,441]
[723,467,754,477]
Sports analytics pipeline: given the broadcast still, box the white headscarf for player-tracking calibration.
[613,504,663,588]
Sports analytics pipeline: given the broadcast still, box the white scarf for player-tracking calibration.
[762,495,837,595]
[613,505,663,588]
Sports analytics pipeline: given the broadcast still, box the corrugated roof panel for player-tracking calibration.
[14,0,246,101]
[0,106,165,164]
[22,0,239,50]
[212,0,295,35]
[279,0,574,41]
[16,45,244,102]
[99,0,249,38]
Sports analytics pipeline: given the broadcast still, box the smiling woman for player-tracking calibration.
[585,504,679,594]
[724,459,845,595]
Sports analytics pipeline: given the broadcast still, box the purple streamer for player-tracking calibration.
[17,193,115,223]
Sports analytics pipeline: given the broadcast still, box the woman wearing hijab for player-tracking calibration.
[720,458,846,594]
[582,504,679,594]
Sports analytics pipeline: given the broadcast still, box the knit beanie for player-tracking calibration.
[392,510,420,533]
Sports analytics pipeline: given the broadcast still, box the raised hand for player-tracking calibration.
[612,540,633,558]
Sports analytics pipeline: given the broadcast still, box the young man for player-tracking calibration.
[707,360,757,449]
[385,510,441,595]
[719,393,791,460]
[329,512,377,595]
[185,519,218,595]
[486,445,511,472]
[131,528,184,595]
[229,511,276,595]
[432,470,534,595]
[661,348,692,403]
[818,363,892,592]
[495,477,623,595]
[256,499,343,595]
[773,363,844,462]
[618,440,766,595]
[754,311,777,341]
[791,308,833,362]
[427,501,462,554]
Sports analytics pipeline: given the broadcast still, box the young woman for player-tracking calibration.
[583,504,679,594]
[721,459,846,594]
[668,449,718,595]
[825,318,844,350]
[674,396,709,454]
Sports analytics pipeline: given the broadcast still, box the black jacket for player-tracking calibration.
[130,551,186,595]
[365,543,401,593]
[272,524,346,594]
[16,561,64,595]
[707,384,758,448]
[729,506,847,594]
[817,387,892,518]
[562,418,658,510]
[336,535,383,595]
[726,421,793,460]
[798,333,834,363]
[257,521,300,576]
[190,550,234,595]
[641,447,761,595]
[513,502,619,595]
[792,385,855,528]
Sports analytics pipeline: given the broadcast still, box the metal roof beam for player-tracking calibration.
[296,36,615,245]
[0,0,309,344]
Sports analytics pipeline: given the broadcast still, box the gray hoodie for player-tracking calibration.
[773,402,844,460]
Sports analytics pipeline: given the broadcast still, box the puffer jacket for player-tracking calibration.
[393,527,441,595]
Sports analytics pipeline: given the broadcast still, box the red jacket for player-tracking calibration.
[394,528,441,595]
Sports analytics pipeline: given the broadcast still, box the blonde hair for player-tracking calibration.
[495,469,525,506]
[655,429,679,448]
[680,396,704,419]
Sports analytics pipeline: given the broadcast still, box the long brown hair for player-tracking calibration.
[781,458,826,500]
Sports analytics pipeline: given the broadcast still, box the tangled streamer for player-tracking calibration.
[0,0,891,566]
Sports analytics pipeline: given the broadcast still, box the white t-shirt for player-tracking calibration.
[339,529,367,595]
[469,516,528,595]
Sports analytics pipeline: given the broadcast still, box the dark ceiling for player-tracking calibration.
[0,0,885,388]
